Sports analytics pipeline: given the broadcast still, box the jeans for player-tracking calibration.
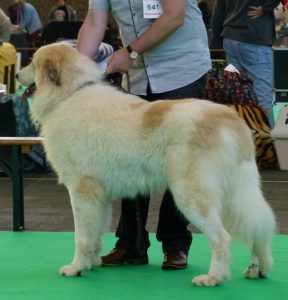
[115,75,207,255]
[223,38,275,128]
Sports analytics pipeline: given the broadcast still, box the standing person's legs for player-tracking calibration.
[157,190,192,253]
[239,44,274,128]
[223,38,243,71]
[101,194,150,266]
[223,38,275,128]
[102,75,207,268]
[152,75,207,269]
[115,195,151,251]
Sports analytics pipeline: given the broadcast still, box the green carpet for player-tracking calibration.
[0,232,287,300]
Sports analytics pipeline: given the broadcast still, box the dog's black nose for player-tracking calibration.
[16,73,18,79]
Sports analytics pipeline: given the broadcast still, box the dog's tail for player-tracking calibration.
[223,160,276,269]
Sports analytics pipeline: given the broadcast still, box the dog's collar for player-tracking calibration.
[21,83,36,101]
[74,81,97,93]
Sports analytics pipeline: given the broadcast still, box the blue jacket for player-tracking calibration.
[19,2,42,34]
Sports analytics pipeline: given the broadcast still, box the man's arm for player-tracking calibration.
[106,0,186,74]
[248,0,281,19]
[128,0,185,54]
[76,9,108,58]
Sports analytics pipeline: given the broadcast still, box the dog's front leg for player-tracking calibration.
[59,178,110,276]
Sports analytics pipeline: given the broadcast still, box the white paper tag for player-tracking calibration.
[0,84,7,95]
[143,0,163,19]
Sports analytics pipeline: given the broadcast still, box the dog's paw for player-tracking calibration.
[244,263,266,279]
[192,274,220,287]
[59,264,82,277]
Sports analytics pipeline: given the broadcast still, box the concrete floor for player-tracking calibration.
[0,169,287,233]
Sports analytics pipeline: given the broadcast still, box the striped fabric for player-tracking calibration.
[0,42,17,94]
[231,104,278,169]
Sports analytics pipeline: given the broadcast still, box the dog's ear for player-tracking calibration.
[43,59,61,86]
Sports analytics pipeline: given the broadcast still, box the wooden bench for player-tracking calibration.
[0,137,43,231]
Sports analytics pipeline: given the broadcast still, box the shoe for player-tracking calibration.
[101,247,149,266]
[162,250,188,270]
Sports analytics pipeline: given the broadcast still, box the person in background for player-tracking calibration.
[48,0,77,22]
[274,1,288,41]
[77,0,211,270]
[8,3,21,25]
[12,0,42,46]
[0,8,11,42]
[198,0,215,46]
[198,0,214,29]
[212,0,281,128]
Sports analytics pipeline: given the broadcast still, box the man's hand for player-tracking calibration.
[247,6,264,19]
[105,48,132,74]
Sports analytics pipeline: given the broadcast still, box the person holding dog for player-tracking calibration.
[77,0,211,270]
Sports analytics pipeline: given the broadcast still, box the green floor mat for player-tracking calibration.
[0,232,287,300]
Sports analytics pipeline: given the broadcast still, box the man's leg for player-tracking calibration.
[153,76,206,269]
[224,38,275,128]
[157,190,192,269]
[238,43,275,128]
[102,76,206,268]
[115,195,150,251]
[101,195,150,266]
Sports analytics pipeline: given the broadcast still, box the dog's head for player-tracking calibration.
[17,42,102,91]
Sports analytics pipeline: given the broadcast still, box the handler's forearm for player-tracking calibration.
[77,10,108,58]
[129,0,185,53]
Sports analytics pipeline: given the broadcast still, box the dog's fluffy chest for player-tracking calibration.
[40,97,170,198]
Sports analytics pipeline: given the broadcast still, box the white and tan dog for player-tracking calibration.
[17,43,276,286]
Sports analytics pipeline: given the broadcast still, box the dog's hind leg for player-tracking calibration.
[191,213,231,286]
[171,186,231,286]
[59,176,111,277]
[242,205,275,279]
[226,162,275,280]
[243,244,273,279]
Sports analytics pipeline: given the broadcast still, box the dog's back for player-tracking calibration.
[40,88,251,197]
